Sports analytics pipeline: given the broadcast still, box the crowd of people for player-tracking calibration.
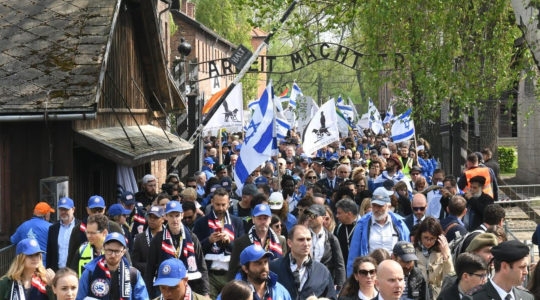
[2,129,539,300]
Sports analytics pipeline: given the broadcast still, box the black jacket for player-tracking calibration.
[405,266,427,300]
[318,228,346,287]
[472,280,533,300]
[270,254,337,300]
[46,219,81,271]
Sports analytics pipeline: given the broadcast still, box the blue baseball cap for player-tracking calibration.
[108,203,131,217]
[165,201,183,214]
[58,197,74,209]
[154,258,187,286]
[104,232,127,248]
[240,245,274,265]
[88,195,106,208]
[16,238,45,256]
[254,176,268,185]
[204,157,215,164]
[252,204,272,217]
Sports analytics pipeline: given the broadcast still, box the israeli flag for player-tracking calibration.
[391,108,415,143]
[287,82,302,109]
[233,82,275,195]
[337,95,354,123]
[383,105,394,124]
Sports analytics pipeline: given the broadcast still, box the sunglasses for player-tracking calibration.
[357,269,376,276]
[412,207,426,211]
[187,185,197,188]
[306,176,317,180]
[90,208,104,213]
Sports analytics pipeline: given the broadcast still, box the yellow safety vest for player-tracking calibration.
[77,242,95,276]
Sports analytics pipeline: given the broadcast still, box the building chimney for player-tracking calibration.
[186,2,196,18]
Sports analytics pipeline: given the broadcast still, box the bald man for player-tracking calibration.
[375,260,405,300]
[404,194,427,233]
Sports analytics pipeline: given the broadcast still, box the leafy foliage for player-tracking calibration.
[498,146,516,172]
[230,0,531,122]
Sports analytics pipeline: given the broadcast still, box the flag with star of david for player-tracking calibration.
[391,108,415,143]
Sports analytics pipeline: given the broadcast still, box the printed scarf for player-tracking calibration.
[9,275,48,300]
[161,226,201,280]
[207,211,235,256]
[248,226,282,258]
[88,256,131,299]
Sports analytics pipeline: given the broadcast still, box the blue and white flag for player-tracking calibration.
[234,82,275,195]
[383,105,394,124]
[368,99,384,134]
[288,82,303,109]
[391,108,415,143]
[274,95,291,141]
[337,95,354,124]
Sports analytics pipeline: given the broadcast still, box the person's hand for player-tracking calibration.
[45,268,55,285]
[209,232,223,243]
[438,234,451,259]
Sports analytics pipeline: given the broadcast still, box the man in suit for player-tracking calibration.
[404,193,427,234]
[316,160,341,199]
[46,197,81,271]
[438,252,487,300]
[472,240,533,300]
[374,260,405,300]
[270,225,337,299]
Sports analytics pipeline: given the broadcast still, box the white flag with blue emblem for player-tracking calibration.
[288,82,303,109]
[233,82,275,195]
[368,99,384,134]
[391,108,415,143]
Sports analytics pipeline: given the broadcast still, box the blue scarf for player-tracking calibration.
[161,226,201,280]
[9,275,48,300]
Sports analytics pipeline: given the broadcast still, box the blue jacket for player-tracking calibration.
[270,254,337,300]
[346,211,410,276]
[10,216,51,264]
[217,271,292,300]
[77,256,148,300]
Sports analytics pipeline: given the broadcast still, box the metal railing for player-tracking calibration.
[0,244,15,275]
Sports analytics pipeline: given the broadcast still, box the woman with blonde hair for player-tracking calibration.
[323,205,336,233]
[358,198,372,216]
[0,238,54,299]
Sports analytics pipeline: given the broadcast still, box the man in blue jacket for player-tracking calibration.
[270,225,337,299]
[347,187,410,276]
[223,245,291,300]
[77,232,148,300]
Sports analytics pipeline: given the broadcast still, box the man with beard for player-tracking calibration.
[372,154,409,192]
[391,241,427,300]
[135,174,158,209]
[145,201,208,298]
[464,176,494,231]
[192,187,245,299]
[281,174,299,213]
[458,153,498,201]
[227,204,285,280]
[346,187,410,276]
[270,225,337,299]
[224,245,291,300]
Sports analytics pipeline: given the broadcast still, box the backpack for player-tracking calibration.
[448,229,483,263]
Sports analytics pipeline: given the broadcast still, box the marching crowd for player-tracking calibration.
[1,130,539,300]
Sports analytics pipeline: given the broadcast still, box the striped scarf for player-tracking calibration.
[87,256,131,299]
[248,226,283,258]
[9,275,48,300]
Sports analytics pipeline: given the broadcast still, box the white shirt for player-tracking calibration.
[426,189,443,218]
[311,228,325,262]
[290,256,309,291]
[490,279,514,300]
[369,217,397,254]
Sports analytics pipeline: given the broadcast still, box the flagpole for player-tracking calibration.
[171,0,299,168]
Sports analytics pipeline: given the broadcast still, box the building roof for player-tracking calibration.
[0,0,119,116]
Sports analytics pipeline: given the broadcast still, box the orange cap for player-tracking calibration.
[34,202,55,215]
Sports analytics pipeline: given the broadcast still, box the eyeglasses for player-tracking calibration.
[273,223,282,228]
[90,208,104,213]
[104,248,124,256]
[412,206,426,211]
[469,273,487,279]
[357,269,376,276]
[86,230,102,236]
[306,176,317,180]
[169,180,179,184]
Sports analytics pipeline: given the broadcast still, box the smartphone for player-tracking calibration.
[215,228,222,233]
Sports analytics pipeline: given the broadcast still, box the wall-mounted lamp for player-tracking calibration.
[178,38,192,57]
